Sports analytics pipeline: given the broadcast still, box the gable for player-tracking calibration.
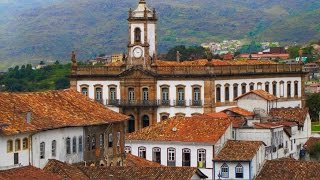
[118,66,157,79]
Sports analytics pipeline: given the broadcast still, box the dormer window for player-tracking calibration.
[134,28,141,43]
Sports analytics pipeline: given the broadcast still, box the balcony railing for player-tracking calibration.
[182,161,191,167]
[167,161,176,167]
[190,100,202,107]
[197,161,206,168]
[174,100,186,106]
[106,99,159,107]
[159,100,170,106]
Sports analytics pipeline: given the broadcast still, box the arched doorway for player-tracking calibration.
[142,115,149,128]
[128,115,135,133]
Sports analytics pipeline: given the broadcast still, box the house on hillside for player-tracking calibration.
[0,90,128,169]
[125,115,233,179]
[213,140,265,180]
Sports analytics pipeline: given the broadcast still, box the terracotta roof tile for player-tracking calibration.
[270,107,308,125]
[203,112,229,119]
[255,159,320,180]
[304,137,320,151]
[230,117,246,128]
[234,90,278,101]
[0,166,62,180]
[0,89,128,135]
[125,154,163,167]
[213,140,264,161]
[44,159,206,180]
[253,122,284,129]
[224,107,254,116]
[126,115,232,143]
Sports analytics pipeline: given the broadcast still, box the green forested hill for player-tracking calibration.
[0,0,320,69]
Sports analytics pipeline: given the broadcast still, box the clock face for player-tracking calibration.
[133,47,143,58]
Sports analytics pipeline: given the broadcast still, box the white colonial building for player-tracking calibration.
[0,89,128,169]
[125,115,233,179]
[70,0,306,133]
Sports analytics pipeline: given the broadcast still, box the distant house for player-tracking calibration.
[0,166,62,180]
[125,115,233,179]
[213,140,265,180]
[0,90,128,169]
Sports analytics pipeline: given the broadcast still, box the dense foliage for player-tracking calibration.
[309,142,320,160]
[165,45,213,61]
[306,93,320,121]
[0,63,70,92]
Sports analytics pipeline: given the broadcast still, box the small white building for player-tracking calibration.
[125,115,233,179]
[0,89,128,169]
[213,140,265,180]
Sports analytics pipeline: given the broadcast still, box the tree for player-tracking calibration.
[55,77,70,90]
[306,93,320,121]
[309,142,320,160]
[165,45,209,61]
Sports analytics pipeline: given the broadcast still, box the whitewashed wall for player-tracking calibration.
[0,133,31,169]
[147,23,156,57]
[32,127,84,168]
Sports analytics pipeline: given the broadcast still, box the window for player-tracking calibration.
[182,148,191,166]
[52,140,56,157]
[138,146,146,159]
[99,134,104,148]
[167,148,176,166]
[142,115,149,128]
[134,28,141,42]
[177,86,185,106]
[161,86,170,106]
[40,142,45,159]
[72,137,77,153]
[79,136,83,152]
[192,86,201,106]
[221,163,229,178]
[249,83,254,91]
[7,140,13,153]
[91,135,96,150]
[117,132,121,147]
[108,133,113,148]
[280,81,284,97]
[233,84,238,99]
[81,87,88,96]
[216,85,221,102]
[197,149,206,168]
[142,88,149,101]
[160,112,170,121]
[128,88,135,101]
[15,139,21,151]
[265,82,270,93]
[257,82,262,90]
[241,83,246,94]
[125,146,132,154]
[95,87,102,102]
[287,82,291,97]
[225,85,230,102]
[294,81,298,96]
[22,138,28,150]
[109,86,117,105]
[152,147,161,164]
[128,115,135,133]
[86,135,90,151]
[235,163,244,178]
[272,82,277,96]
[66,137,71,154]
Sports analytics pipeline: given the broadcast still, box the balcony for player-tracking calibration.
[190,100,202,107]
[182,161,191,167]
[106,99,159,107]
[174,100,186,107]
[167,161,176,167]
[197,161,206,168]
[159,100,170,106]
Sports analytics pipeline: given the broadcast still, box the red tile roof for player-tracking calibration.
[223,107,254,116]
[0,166,62,180]
[230,117,246,128]
[213,140,264,161]
[234,90,278,101]
[44,159,206,180]
[125,154,163,167]
[270,107,308,125]
[126,115,232,143]
[253,122,284,129]
[255,159,320,180]
[203,112,229,119]
[0,89,129,135]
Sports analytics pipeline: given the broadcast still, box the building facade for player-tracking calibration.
[69,0,306,132]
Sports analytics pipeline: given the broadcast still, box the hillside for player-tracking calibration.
[0,0,320,70]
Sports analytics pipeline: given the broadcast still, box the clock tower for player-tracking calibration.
[127,0,157,66]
